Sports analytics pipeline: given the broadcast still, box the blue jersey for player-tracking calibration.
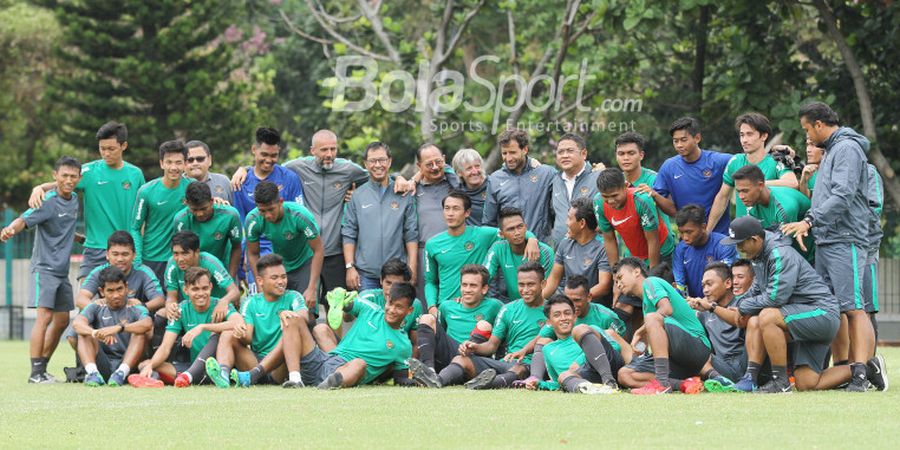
[233,165,304,255]
[653,150,732,235]
[672,232,738,298]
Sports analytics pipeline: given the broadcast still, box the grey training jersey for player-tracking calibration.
[22,190,79,276]
[81,263,163,304]
[553,235,610,293]
[80,303,149,359]
[204,172,234,205]
[415,173,460,244]
[699,297,745,359]
[483,157,557,242]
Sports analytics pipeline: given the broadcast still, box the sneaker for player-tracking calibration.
[631,379,672,395]
[464,369,496,390]
[866,354,888,392]
[174,373,191,388]
[704,375,738,393]
[205,358,231,389]
[41,372,58,383]
[326,288,356,330]
[230,369,251,388]
[734,374,757,393]
[84,372,105,387]
[680,376,704,394]
[578,382,618,395]
[757,378,792,394]
[108,370,127,387]
[127,374,164,388]
[408,358,441,388]
[845,378,871,393]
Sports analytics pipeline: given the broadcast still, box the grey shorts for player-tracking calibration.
[287,264,313,296]
[815,243,866,312]
[710,353,747,382]
[77,247,107,280]
[143,261,168,289]
[319,255,346,304]
[301,347,346,386]
[863,248,879,314]
[783,304,839,374]
[29,271,73,312]
[625,322,711,379]
[471,355,515,374]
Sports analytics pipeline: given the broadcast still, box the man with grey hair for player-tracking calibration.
[184,140,234,204]
[452,148,488,225]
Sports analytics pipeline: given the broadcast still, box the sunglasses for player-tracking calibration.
[187,156,207,163]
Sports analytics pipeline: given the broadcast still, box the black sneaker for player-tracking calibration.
[464,369,496,390]
[845,378,871,393]
[866,354,888,392]
[757,378,792,394]
[282,379,305,388]
[408,358,441,388]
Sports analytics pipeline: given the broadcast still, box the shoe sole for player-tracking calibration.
[874,354,889,392]
[465,369,496,390]
[205,359,230,389]
[326,294,345,330]
[408,359,440,388]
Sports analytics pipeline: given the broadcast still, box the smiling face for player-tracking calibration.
[517,270,545,304]
[365,147,391,184]
[418,146,445,184]
[460,273,488,306]
[186,275,213,311]
[160,152,185,183]
[501,141,527,173]
[384,296,414,328]
[547,301,576,336]
[186,146,212,180]
[459,160,485,188]
[252,143,280,176]
[106,244,135,273]
[701,270,732,302]
[731,265,754,296]
[259,263,287,298]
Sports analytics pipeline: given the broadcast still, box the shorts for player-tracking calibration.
[471,355,515,374]
[287,264,313,296]
[431,325,461,370]
[626,322,711,379]
[617,294,643,308]
[301,347,346,386]
[77,247,107,280]
[863,248,879,314]
[815,243,865,312]
[143,261,168,289]
[319,255,347,305]
[575,337,625,382]
[782,304,839,374]
[710,353,747,382]
[29,271,73,312]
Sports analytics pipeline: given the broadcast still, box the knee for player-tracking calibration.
[747,315,760,331]
[572,324,592,340]
[312,323,331,337]
[644,312,664,328]
[536,337,552,347]
[475,320,492,333]
[418,314,437,329]
[617,368,636,386]
[758,308,782,327]
[558,369,577,384]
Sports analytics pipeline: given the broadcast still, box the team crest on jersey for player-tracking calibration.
[284,231,294,240]
[464,242,475,251]
[386,339,394,350]
[530,175,538,183]
[215,185,224,194]
[122,181,131,190]
[334,182,343,190]
[128,289,136,298]
[277,184,284,192]
[580,186,589,195]
[481,191,487,199]
[706,255,714,263]
[703,169,712,178]
[584,258,593,267]
[475,314,484,321]
[390,201,399,210]
[214,232,224,241]
[538,320,546,327]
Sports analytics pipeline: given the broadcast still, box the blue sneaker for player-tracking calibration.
[108,370,127,387]
[84,372,105,387]
[734,374,757,393]
[231,369,251,387]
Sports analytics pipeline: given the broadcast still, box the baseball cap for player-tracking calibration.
[720,216,765,245]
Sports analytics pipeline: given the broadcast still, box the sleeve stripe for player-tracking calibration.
[769,248,782,302]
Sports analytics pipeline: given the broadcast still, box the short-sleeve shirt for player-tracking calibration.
[553,235,610,294]
[203,172,234,205]
[241,290,307,356]
[76,160,145,250]
[164,252,234,300]
[80,303,149,359]
[672,232,738,298]
[358,289,424,334]
[484,240,554,301]
[653,150,732,235]
[81,263,163,304]
[538,303,626,338]
[131,177,190,263]
[332,298,413,385]
[438,297,504,343]
[245,202,320,272]
[543,325,620,381]
[173,204,242,267]
[166,297,238,360]
[642,277,710,348]
[21,190,79,276]
[722,153,791,217]
[698,297,745,359]
[492,299,546,364]
[595,189,675,260]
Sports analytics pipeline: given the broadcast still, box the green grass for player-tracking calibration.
[2,341,900,448]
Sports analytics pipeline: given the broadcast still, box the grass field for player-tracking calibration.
[1,341,900,448]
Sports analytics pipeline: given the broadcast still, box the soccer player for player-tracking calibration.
[184,140,233,204]
[408,265,503,388]
[672,204,737,298]
[706,112,798,232]
[72,266,153,386]
[207,254,310,387]
[542,198,612,302]
[452,148,488,225]
[131,140,191,282]
[246,181,324,310]
[616,131,658,189]
[482,128,556,242]
[2,156,81,383]
[29,122,145,280]
[614,257,711,394]
[644,117,732,234]
[424,190,539,314]
[549,133,601,245]
[77,231,165,313]
[134,267,240,387]
[164,231,239,321]
[485,207,554,302]
[798,138,825,199]
[342,142,418,291]
[782,102,879,392]
[173,182,243,280]
[559,275,626,335]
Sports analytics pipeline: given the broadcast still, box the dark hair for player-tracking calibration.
[731,164,765,184]
[257,253,284,275]
[570,196,597,230]
[798,102,840,126]
[185,140,211,156]
[615,131,646,152]
[107,230,135,251]
[96,121,127,143]
[613,257,648,277]
[388,282,416,307]
[185,181,213,206]
[517,261,545,279]
[675,204,707,227]
[498,207,524,227]
[97,266,127,289]
[703,261,732,282]
[184,267,211,286]
[558,133,586,150]
[171,230,200,252]
[669,117,701,137]
[732,258,753,271]
[416,143,442,161]
[256,127,282,146]
[158,139,187,161]
[441,190,471,211]
[498,128,529,150]
[564,274,591,294]
[381,258,412,281]
[254,181,281,205]
[649,261,674,284]
[460,264,490,286]
[734,112,772,141]
[54,156,81,172]
[596,167,627,192]
[543,293,575,318]
[364,141,391,160]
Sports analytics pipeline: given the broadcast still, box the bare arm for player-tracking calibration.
[705,184,733,234]
[602,231,620,267]
[767,171,798,189]
[644,229,661,268]
[590,271,613,300]
[650,191,676,217]
[541,263,565,300]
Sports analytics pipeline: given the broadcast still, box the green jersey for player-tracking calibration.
[543,325,619,381]
[484,240,554,301]
[642,277,710,348]
[748,186,814,261]
[493,299,546,364]
[332,298,413,385]
[241,290,307,356]
[77,160,146,249]
[131,177,190,263]
[173,204,242,267]
[722,153,791,217]
[164,252,234,301]
[628,167,658,188]
[357,289,424,334]
[245,202,320,272]
[438,297,504,343]
[165,297,237,360]
[807,172,817,197]
[538,303,625,339]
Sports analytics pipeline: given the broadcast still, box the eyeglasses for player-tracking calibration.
[423,159,444,169]
[555,148,578,156]
[187,156,207,163]
[366,157,390,165]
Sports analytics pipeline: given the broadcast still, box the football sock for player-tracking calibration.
[580,332,614,384]
[417,323,436,368]
[437,363,465,386]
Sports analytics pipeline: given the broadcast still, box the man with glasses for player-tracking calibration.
[412,144,460,298]
[184,140,233,204]
[549,133,601,247]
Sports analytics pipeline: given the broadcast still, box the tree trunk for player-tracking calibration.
[691,5,710,114]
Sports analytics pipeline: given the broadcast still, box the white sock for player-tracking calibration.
[85,363,98,374]
[289,371,302,383]
[184,372,193,382]
[116,363,130,376]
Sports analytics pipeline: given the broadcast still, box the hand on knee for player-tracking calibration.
[418,314,437,329]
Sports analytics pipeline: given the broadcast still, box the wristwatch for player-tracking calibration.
[345,262,354,269]
[708,303,717,313]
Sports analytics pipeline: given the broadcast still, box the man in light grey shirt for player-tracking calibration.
[185,140,233,204]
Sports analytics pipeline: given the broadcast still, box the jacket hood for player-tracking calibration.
[827,127,870,154]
